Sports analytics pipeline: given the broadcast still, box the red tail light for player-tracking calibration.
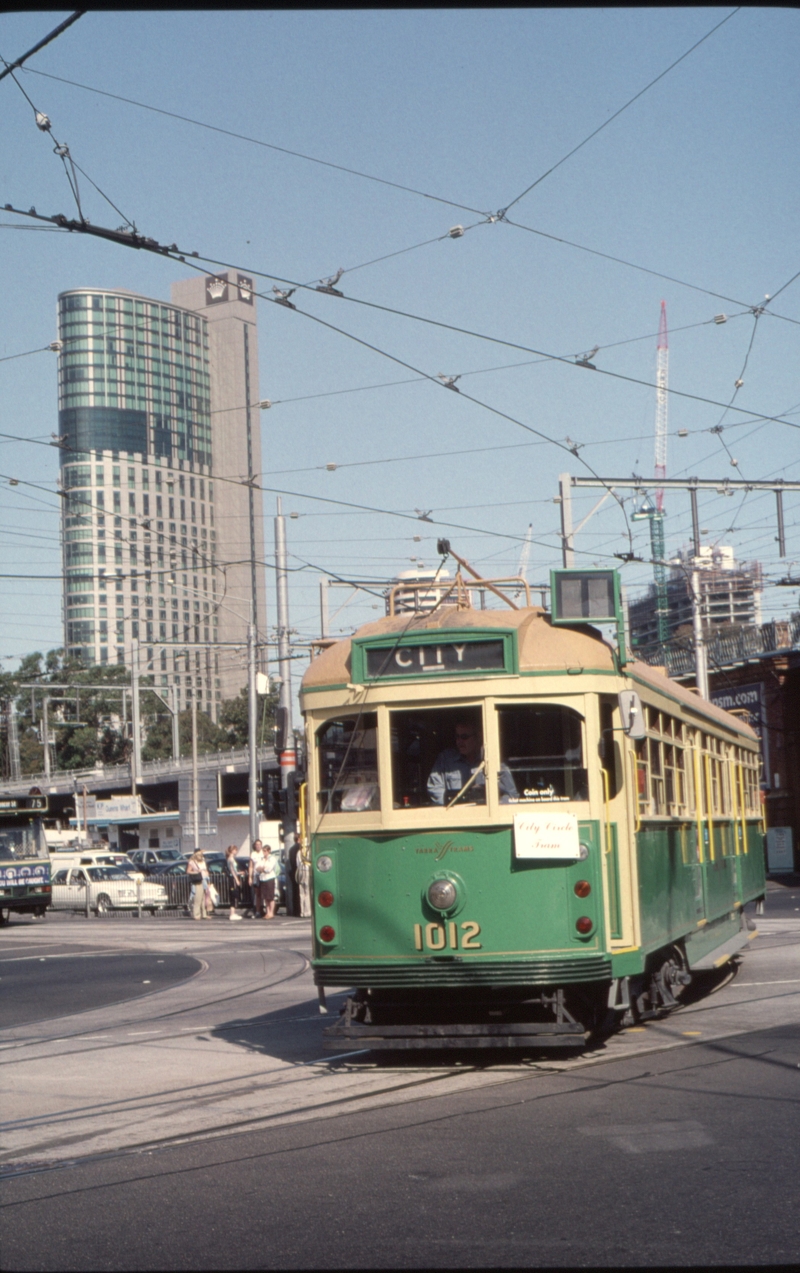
[318,890,334,908]
[319,925,336,942]
[574,880,591,898]
[576,916,593,934]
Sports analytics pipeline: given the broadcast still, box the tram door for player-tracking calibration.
[598,695,638,949]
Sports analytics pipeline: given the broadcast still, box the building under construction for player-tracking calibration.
[629,545,763,653]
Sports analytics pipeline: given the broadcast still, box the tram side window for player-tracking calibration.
[390,706,491,808]
[497,704,588,802]
[637,709,687,818]
[315,714,379,814]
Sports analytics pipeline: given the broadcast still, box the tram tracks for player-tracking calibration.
[0,945,310,1060]
[2,923,796,1181]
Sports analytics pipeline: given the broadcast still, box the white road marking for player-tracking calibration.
[734,979,800,986]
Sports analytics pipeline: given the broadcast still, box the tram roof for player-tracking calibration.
[301,606,756,739]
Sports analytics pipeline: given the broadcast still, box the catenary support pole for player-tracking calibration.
[191,696,199,848]
[171,684,180,761]
[320,577,329,638]
[559,473,574,567]
[130,639,141,791]
[775,489,786,558]
[248,605,259,851]
[42,695,51,781]
[691,569,709,700]
[275,498,297,914]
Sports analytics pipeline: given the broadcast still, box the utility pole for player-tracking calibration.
[7,699,21,782]
[42,695,51,780]
[130,638,142,791]
[191,695,199,847]
[275,498,297,914]
[247,604,259,851]
[171,684,180,761]
[691,568,709,699]
[319,577,329,638]
[559,473,574,567]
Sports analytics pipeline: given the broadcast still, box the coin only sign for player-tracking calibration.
[513,810,580,859]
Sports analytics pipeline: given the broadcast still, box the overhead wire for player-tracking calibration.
[0,12,85,85]
[153,237,800,434]
[499,8,741,215]
[21,65,489,217]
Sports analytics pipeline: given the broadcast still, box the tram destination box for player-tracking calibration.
[549,568,620,625]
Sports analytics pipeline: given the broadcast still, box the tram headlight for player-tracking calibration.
[427,879,457,911]
[316,856,333,873]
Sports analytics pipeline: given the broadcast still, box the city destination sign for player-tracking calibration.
[365,638,506,679]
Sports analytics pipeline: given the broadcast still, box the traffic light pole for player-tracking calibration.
[274,499,297,914]
[248,607,259,851]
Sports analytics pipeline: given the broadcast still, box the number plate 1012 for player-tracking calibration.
[414,921,482,951]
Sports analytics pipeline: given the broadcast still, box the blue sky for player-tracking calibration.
[1,8,798,688]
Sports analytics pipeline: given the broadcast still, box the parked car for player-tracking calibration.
[128,848,184,875]
[50,866,169,914]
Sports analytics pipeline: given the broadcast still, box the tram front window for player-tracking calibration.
[497,704,588,802]
[390,706,513,807]
[315,714,379,814]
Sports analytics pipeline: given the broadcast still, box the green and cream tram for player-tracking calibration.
[301,561,765,1050]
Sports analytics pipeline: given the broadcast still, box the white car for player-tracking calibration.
[50,865,169,914]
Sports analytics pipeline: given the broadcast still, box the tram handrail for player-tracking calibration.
[704,751,715,862]
[628,748,641,834]
[601,765,613,856]
[736,761,747,857]
[692,737,704,864]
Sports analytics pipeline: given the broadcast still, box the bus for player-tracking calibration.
[0,793,51,925]
[300,555,766,1051]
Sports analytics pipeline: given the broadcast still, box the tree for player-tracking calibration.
[219,687,278,750]
[1,649,131,776]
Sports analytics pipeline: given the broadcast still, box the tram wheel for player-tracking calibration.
[95,893,113,915]
[633,945,692,1019]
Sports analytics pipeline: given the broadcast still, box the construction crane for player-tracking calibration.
[632,301,670,645]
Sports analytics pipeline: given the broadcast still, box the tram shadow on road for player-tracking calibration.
[211,993,605,1069]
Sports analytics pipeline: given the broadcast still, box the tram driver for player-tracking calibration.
[427,719,517,806]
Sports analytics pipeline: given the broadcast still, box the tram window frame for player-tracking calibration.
[599,697,621,800]
[388,704,491,810]
[636,707,688,819]
[496,702,588,804]
[314,713,380,815]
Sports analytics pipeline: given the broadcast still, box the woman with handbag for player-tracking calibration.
[259,843,280,920]
[225,844,243,921]
[187,849,211,920]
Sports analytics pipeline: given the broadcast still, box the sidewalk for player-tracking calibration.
[766,872,800,889]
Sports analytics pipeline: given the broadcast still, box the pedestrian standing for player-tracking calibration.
[258,843,280,920]
[249,840,267,918]
[226,844,243,921]
[188,849,211,920]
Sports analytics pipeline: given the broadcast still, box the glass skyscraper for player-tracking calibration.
[57,275,267,718]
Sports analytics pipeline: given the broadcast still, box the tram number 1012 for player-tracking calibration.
[414,921,482,951]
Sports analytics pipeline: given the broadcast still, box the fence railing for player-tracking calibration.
[636,617,800,678]
[47,871,257,919]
